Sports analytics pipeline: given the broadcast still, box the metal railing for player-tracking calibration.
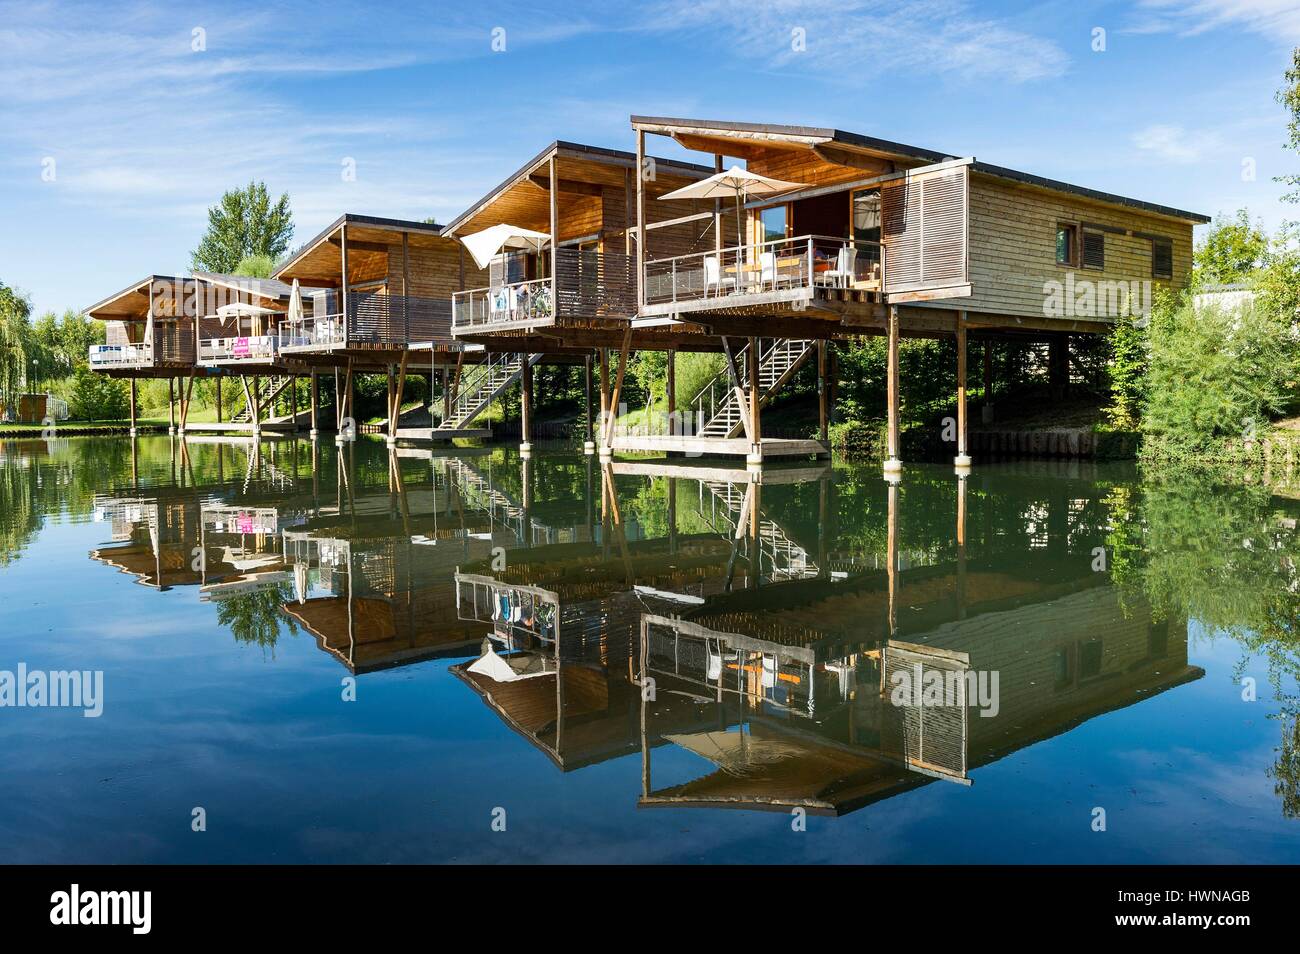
[278,313,346,351]
[642,234,883,308]
[89,343,153,368]
[198,335,277,363]
[453,277,552,331]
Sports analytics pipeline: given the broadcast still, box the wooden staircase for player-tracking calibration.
[691,339,815,439]
[232,375,293,424]
[435,353,543,432]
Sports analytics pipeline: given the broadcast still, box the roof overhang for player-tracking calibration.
[273,213,450,285]
[441,140,716,238]
[632,116,1209,225]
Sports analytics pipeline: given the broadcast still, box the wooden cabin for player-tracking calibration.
[86,275,207,377]
[628,116,1210,466]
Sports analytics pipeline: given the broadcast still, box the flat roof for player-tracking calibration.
[631,115,1210,225]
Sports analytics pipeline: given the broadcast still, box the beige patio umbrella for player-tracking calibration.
[657,166,805,246]
[459,224,553,270]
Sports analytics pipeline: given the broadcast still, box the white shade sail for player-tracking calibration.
[459,224,552,270]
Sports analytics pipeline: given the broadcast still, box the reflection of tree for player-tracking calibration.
[215,582,298,657]
[1115,468,1300,818]
[1272,715,1300,820]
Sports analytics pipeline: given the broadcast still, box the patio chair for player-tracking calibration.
[761,251,797,291]
[704,255,736,298]
[822,246,858,288]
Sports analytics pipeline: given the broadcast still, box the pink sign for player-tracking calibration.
[233,336,250,357]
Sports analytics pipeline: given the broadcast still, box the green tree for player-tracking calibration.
[232,253,277,279]
[1277,47,1300,203]
[0,281,33,398]
[1192,209,1269,286]
[191,182,293,273]
[66,364,128,421]
[1104,311,1147,430]
[1143,296,1295,450]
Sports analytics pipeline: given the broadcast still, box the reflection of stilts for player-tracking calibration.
[600,464,634,585]
[887,478,899,639]
[956,473,968,619]
[389,449,412,537]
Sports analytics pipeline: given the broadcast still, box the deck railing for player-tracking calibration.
[641,234,883,309]
[279,293,454,350]
[198,335,277,364]
[89,343,153,368]
[452,248,636,332]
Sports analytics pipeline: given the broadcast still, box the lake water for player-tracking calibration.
[1,435,1297,864]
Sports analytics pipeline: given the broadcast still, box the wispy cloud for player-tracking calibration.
[640,0,1068,83]
[1132,123,1207,163]
[1130,0,1300,41]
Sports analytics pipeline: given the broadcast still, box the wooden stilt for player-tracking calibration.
[583,353,595,450]
[603,329,632,448]
[666,349,676,436]
[310,372,319,433]
[168,378,175,431]
[956,313,970,467]
[391,352,408,439]
[129,379,137,433]
[884,305,901,473]
[748,336,761,464]
[817,340,828,444]
[520,356,533,453]
[215,377,222,424]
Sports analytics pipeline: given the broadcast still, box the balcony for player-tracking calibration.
[452,247,635,335]
[89,343,153,369]
[639,234,883,320]
[279,293,454,352]
[198,335,278,365]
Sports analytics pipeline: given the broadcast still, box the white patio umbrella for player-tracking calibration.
[286,278,303,323]
[459,223,553,270]
[657,166,806,247]
[216,300,278,334]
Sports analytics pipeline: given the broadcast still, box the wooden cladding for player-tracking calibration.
[554,247,636,320]
[350,292,453,344]
[881,161,971,301]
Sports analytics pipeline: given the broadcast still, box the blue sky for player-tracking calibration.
[2,0,1297,316]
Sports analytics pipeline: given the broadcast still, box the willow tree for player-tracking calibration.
[0,281,32,398]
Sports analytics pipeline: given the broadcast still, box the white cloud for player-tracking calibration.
[1132,123,1206,163]
[642,0,1068,83]
[1133,0,1300,41]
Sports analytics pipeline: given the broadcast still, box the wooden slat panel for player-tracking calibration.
[882,163,970,300]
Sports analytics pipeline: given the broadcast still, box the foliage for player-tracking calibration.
[66,364,128,421]
[1102,310,1148,431]
[1255,221,1300,322]
[1277,47,1300,203]
[232,253,277,279]
[1192,209,1269,286]
[0,281,32,397]
[215,583,298,656]
[191,181,294,273]
[1142,296,1298,452]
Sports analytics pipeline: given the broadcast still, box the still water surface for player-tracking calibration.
[1,436,1298,863]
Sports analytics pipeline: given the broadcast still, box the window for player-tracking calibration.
[1151,238,1173,280]
[758,204,788,245]
[1055,223,1077,266]
[1081,230,1105,270]
[1079,640,1103,679]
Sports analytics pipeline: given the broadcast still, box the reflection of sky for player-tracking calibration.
[2,455,1299,864]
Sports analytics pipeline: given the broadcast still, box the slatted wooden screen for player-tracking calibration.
[881,161,971,301]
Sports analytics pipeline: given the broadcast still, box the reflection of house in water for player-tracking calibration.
[638,541,1204,816]
[447,462,835,770]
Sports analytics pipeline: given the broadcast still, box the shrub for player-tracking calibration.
[1143,296,1297,451]
[67,365,128,422]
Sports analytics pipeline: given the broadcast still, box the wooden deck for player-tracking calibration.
[609,434,826,460]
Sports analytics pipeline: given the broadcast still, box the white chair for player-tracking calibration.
[703,255,736,298]
[821,246,859,288]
